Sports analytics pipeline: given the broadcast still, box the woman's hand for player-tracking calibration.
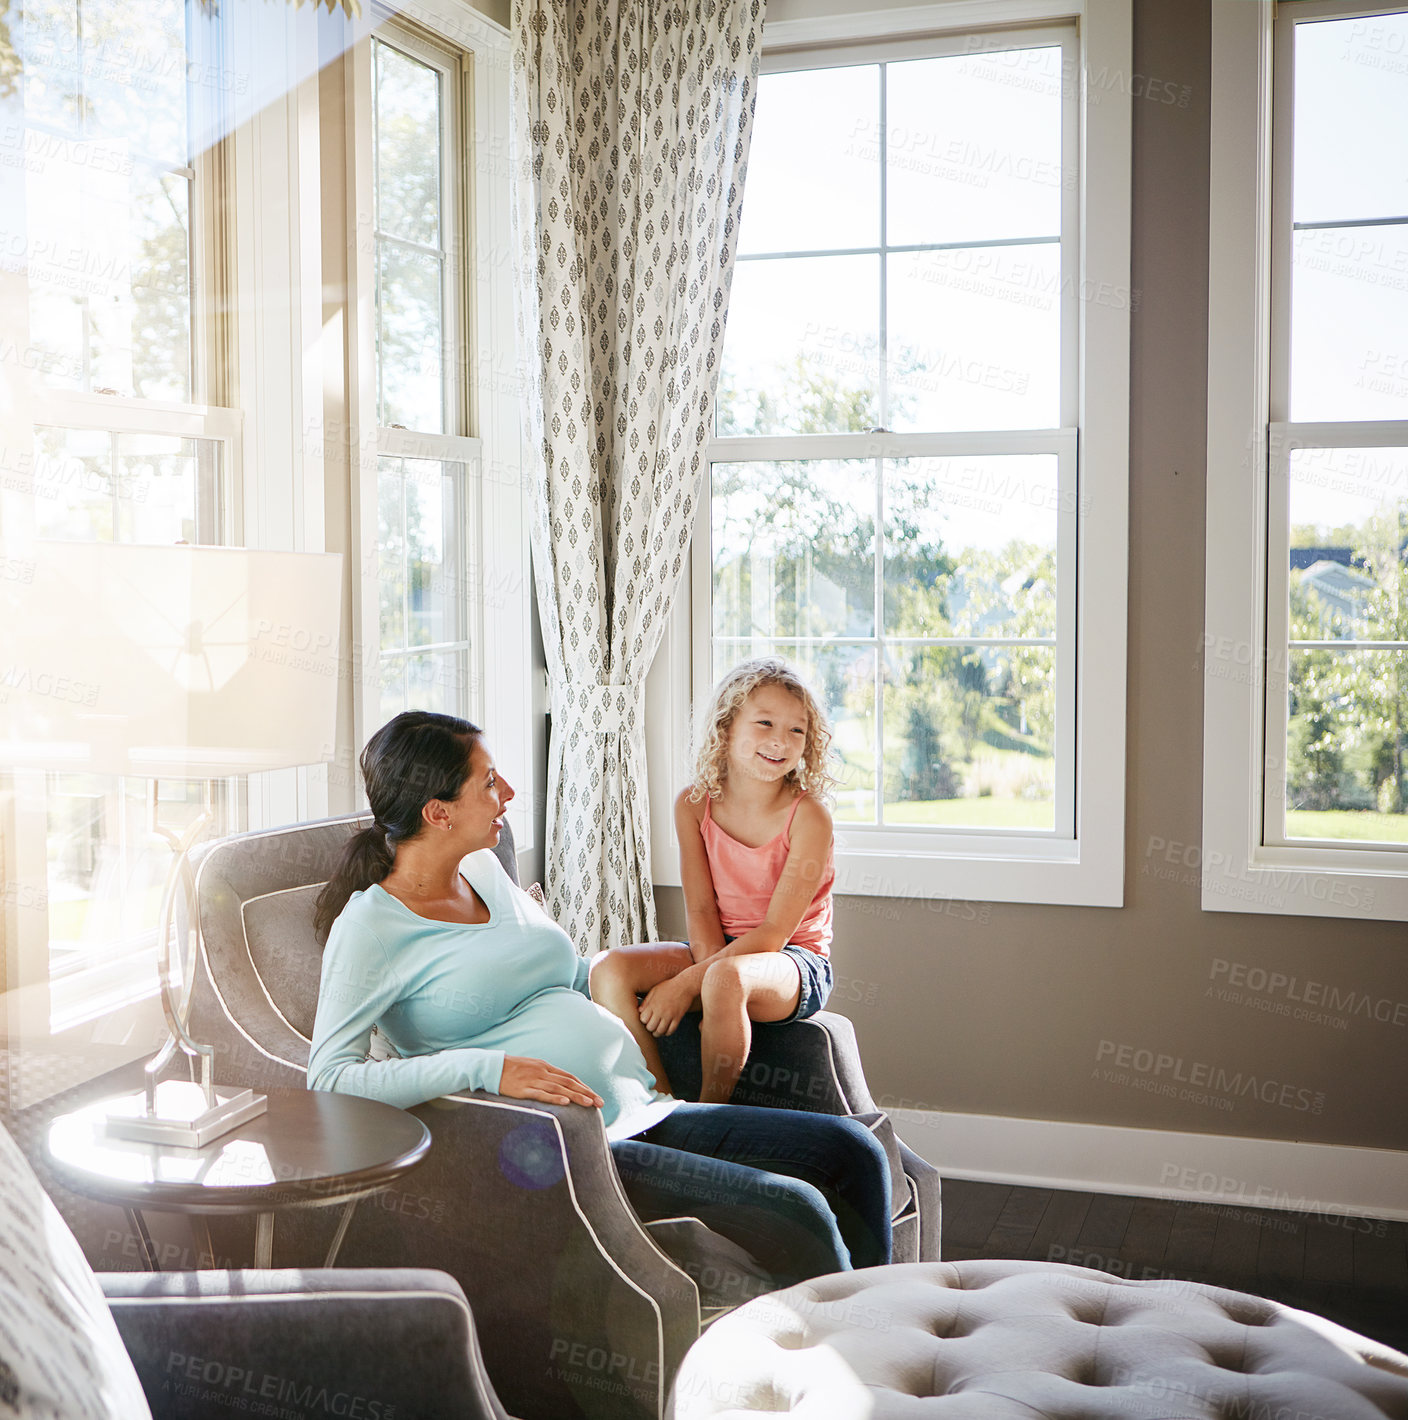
[499,1056,604,1108]
[638,971,700,1038]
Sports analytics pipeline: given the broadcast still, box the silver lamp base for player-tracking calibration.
[104,1080,267,1149]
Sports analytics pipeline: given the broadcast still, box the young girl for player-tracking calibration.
[590,657,835,1102]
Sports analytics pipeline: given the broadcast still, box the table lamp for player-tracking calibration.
[0,540,343,1145]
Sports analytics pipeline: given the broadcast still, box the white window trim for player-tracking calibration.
[647,0,1131,907]
[225,0,333,835]
[345,0,533,859]
[1203,0,1408,921]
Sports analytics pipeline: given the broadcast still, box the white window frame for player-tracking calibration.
[646,0,1132,907]
[346,0,534,860]
[1203,0,1408,921]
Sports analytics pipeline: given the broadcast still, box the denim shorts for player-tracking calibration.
[717,936,832,1021]
[781,944,833,1022]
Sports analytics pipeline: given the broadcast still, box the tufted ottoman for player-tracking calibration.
[668,1260,1408,1418]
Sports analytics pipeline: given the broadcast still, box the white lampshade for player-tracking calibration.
[0,542,342,777]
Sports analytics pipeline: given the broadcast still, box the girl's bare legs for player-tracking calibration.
[697,953,803,1104]
[589,943,695,1094]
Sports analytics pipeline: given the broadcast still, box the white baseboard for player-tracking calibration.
[891,1108,1408,1223]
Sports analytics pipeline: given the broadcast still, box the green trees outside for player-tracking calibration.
[713,353,1056,819]
[717,351,878,439]
[130,175,193,403]
[372,40,446,431]
[878,511,1055,811]
[1287,512,1408,824]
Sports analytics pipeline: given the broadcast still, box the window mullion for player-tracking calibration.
[1269,419,1408,448]
[375,231,448,259]
[1269,9,1295,426]
[874,454,885,826]
[878,63,889,433]
[108,431,120,539]
[400,461,410,668]
[708,429,1073,462]
[372,46,384,431]
[875,60,887,829]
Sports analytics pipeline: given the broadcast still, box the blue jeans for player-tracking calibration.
[610,1103,892,1288]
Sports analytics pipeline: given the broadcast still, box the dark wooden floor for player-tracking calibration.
[939,1178,1408,1354]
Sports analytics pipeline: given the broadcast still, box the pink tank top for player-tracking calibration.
[700,793,834,956]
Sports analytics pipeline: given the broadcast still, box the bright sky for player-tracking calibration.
[1289,13,1408,425]
[724,45,1064,441]
[719,45,1068,561]
[721,20,1408,555]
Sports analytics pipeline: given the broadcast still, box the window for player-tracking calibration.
[1204,0,1408,918]
[344,3,532,863]
[1,0,241,1040]
[711,31,1076,837]
[368,30,475,727]
[349,21,480,739]
[650,0,1132,906]
[1268,7,1408,843]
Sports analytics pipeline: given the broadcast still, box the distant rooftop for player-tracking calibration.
[1289,546,1365,571]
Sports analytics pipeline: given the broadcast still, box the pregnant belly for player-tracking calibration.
[473,988,660,1123]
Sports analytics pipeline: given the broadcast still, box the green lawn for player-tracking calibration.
[829,717,1055,827]
[1284,809,1408,843]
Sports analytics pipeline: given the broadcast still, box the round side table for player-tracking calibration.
[46,1086,431,1272]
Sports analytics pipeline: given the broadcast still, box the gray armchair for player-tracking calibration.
[104,1268,509,1420]
[188,814,941,1420]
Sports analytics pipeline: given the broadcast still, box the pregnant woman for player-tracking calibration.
[306,710,890,1288]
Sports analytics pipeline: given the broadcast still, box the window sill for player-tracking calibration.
[832,839,1120,907]
[49,947,161,1035]
[1200,846,1408,922]
[654,833,1122,907]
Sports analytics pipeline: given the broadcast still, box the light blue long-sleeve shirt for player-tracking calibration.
[307,849,677,1141]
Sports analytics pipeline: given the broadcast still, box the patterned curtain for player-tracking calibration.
[510,0,765,952]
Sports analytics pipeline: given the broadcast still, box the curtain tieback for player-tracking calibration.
[554,681,642,737]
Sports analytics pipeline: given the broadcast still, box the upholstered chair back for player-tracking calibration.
[188,814,518,1090]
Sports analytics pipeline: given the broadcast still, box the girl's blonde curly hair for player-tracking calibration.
[689,657,836,804]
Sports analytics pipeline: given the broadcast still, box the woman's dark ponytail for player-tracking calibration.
[313,825,393,941]
[313,711,481,942]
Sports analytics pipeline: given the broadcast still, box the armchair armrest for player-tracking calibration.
[100,1268,508,1420]
[658,1011,872,1114]
[898,1139,942,1260]
[658,1012,943,1263]
[432,1089,701,1302]
[295,1090,698,1420]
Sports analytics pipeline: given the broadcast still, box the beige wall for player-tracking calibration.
[469,0,510,30]
[657,0,1408,1154]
